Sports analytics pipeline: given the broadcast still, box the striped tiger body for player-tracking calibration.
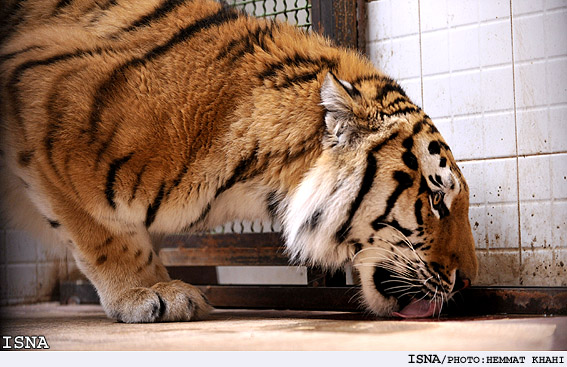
[0,0,477,321]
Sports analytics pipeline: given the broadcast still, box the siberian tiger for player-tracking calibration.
[0,0,478,322]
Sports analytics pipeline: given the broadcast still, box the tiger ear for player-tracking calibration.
[320,72,360,146]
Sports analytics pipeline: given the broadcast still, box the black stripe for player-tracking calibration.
[45,124,63,179]
[94,126,119,166]
[129,163,148,203]
[105,153,134,209]
[258,54,338,81]
[0,0,26,44]
[428,141,441,155]
[411,242,426,250]
[376,80,407,102]
[385,105,419,116]
[88,0,119,26]
[371,170,413,231]
[300,208,323,234]
[439,157,447,167]
[17,150,34,167]
[434,199,450,219]
[96,254,107,265]
[370,132,399,153]
[354,242,363,254]
[386,96,409,107]
[168,165,189,195]
[146,251,153,265]
[145,182,166,228]
[96,236,114,250]
[414,199,423,225]
[430,262,451,283]
[401,134,417,172]
[54,0,72,9]
[53,0,73,12]
[0,46,43,65]
[215,146,259,199]
[216,22,275,63]
[61,152,81,199]
[372,220,413,238]
[412,120,425,135]
[121,0,188,33]
[435,174,444,186]
[8,47,106,129]
[226,37,255,64]
[419,176,429,194]
[157,294,166,319]
[351,74,382,85]
[428,174,442,188]
[45,68,79,182]
[402,151,418,171]
[47,218,61,228]
[186,144,266,231]
[88,7,240,141]
[276,69,322,90]
[335,153,377,243]
[183,202,211,231]
[329,72,361,98]
[266,191,280,219]
[216,34,250,60]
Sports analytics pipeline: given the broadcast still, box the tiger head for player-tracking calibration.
[283,72,478,318]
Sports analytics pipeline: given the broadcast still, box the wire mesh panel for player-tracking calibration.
[226,0,311,30]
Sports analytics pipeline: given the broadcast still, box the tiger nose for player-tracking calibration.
[453,270,471,292]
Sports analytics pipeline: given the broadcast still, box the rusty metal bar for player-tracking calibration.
[199,286,567,315]
[445,287,567,316]
[311,0,360,51]
[356,0,366,54]
[159,232,289,266]
[197,285,361,311]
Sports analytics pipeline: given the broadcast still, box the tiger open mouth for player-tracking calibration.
[373,266,445,318]
[373,266,471,318]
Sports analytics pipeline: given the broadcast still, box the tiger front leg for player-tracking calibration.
[60,207,211,323]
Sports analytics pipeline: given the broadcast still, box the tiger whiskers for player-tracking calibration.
[351,224,452,312]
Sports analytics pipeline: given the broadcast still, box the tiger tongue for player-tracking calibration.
[392,299,442,319]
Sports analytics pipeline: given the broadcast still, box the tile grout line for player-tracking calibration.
[509,0,523,282]
[456,150,567,164]
[542,0,557,267]
[417,0,424,109]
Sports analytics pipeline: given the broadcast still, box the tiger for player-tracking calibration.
[0,0,478,322]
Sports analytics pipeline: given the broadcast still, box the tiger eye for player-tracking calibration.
[433,192,442,205]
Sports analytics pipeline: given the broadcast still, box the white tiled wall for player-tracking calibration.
[0,228,75,305]
[367,0,567,286]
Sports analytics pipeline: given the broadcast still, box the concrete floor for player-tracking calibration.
[0,303,565,350]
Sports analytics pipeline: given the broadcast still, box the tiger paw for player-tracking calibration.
[107,280,212,323]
